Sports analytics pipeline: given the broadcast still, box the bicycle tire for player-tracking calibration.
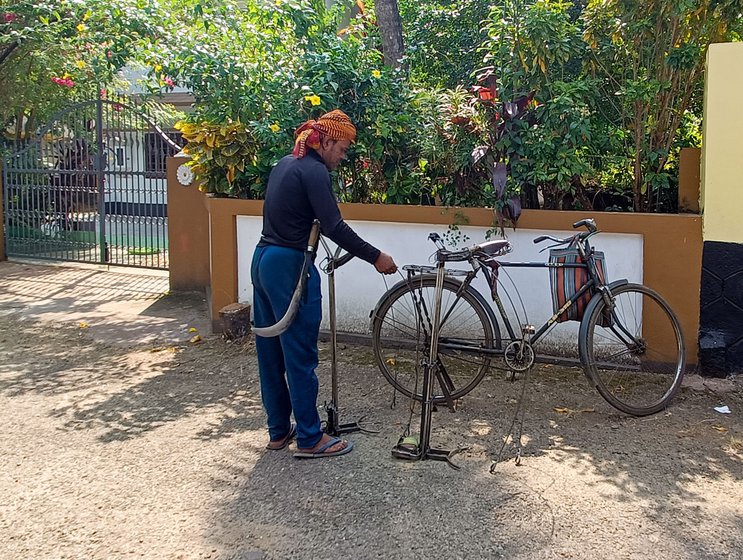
[371,274,499,402]
[579,283,685,416]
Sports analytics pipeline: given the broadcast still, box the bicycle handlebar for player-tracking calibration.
[573,218,597,233]
[332,252,355,269]
[428,219,599,261]
[533,218,598,246]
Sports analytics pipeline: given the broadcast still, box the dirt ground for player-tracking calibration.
[1,263,742,560]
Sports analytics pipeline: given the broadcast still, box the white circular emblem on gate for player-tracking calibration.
[176,163,194,186]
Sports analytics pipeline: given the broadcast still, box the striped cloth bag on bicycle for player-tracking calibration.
[549,248,607,323]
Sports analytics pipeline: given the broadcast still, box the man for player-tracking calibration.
[252,109,397,459]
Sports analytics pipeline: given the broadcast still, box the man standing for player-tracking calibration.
[252,109,397,459]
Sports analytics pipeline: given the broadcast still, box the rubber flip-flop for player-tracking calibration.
[265,423,297,451]
[293,437,354,459]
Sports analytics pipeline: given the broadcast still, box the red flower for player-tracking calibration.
[3,13,18,23]
[51,77,75,88]
[450,116,471,126]
[470,85,496,102]
[478,89,494,101]
[164,77,174,87]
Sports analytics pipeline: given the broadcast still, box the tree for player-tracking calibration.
[398,0,492,88]
[155,0,419,200]
[1,0,172,148]
[583,0,743,211]
[480,0,599,211]
[374,0,405,68]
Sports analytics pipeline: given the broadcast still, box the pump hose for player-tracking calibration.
[252,220,321,338]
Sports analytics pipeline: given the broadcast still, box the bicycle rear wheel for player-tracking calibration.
[371,275,498,403]
[579,283,685,416]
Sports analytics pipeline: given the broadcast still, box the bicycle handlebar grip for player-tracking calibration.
[533,235,550,244]
[307,220,321,252]
[572,218,597,233]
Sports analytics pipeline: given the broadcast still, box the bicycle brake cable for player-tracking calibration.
[497,266,529,327]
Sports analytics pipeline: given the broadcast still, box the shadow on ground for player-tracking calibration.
[1,261,741,559]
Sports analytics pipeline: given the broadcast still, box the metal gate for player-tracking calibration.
[2,98,182,270]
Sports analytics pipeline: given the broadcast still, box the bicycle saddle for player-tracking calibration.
[472,240,512,257]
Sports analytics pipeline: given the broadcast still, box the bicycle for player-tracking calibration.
[370,218,686,417]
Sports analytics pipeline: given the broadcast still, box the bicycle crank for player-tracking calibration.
[504,341,535,372]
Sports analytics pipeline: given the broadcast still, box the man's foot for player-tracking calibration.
[265,423,296,450]
[294,434,353,459]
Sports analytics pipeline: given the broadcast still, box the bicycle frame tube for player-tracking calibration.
[432,254,601,357]
[407,240,605,359]
[435,278,597,358]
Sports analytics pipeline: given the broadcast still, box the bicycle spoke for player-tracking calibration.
[372,276,496,403]
[581,283,685,416]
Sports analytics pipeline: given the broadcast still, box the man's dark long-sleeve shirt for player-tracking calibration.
[258,151,381,264]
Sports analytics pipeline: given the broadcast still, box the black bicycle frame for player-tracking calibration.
[485,260,595,342]
[436,240,605,357]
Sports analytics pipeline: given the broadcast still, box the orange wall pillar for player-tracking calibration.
[166,156,210,292]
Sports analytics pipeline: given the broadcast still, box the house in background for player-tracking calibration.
[1,64,195,269]
[103,64,194,217]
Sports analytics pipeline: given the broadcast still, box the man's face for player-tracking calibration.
[320,138,351,170]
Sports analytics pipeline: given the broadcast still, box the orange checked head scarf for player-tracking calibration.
[292,109,356,158]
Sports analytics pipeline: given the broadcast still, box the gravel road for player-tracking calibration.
[0,263,741,560]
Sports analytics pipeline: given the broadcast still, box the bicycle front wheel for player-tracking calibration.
[579,283,685,416]
[371,275,498,403]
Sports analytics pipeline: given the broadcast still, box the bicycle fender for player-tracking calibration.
[578,278,629,344]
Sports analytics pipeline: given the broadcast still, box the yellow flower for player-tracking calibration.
[371,69,381,78]
[304,94,321,106]
[269,123,280,133]
[83,10,91,21]
[76,22,86,33]
[75,60,86,69]
[154,63,162,72]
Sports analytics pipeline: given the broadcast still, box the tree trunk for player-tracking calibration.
[0,40,20,68]
[375,0,405,69]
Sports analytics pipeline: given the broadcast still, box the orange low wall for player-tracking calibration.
[205,199,702,366]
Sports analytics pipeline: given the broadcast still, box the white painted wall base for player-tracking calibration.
[237,217,643,350]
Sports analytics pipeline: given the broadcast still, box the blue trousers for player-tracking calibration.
[251,245,323,449]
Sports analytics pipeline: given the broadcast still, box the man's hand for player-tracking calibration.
[374,252,397,275]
